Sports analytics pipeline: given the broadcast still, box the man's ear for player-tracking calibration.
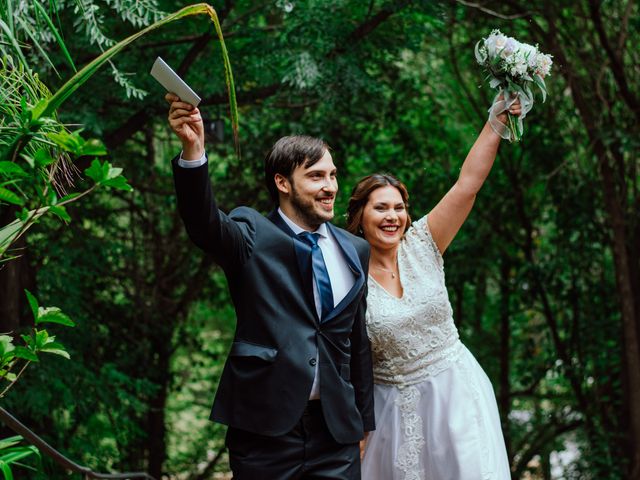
[274,173,290,195]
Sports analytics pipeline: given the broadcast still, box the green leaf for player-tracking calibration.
[533,74,547,102]
[525,85,534,103]
[19,97,29,123]
[47,131,108,157]
[49,206,71,223]
[79,139,107,157]
[0,460,14,480]
[0,19,28,72]
[36,307,75,327]
[106,167,123,180]
[85,161,133,191]
[39,343,70,360]
[0,444,39,464]
[34,330,49,349]
[14,15,61,78]
[0,162,27,177]
[33,149,56,168]
[474,40,485,64]
[20,154,34,169]
[84,159,105,183]
[58,193,81,203]
[0,188,24,207]
[0,336,14,357]
[46,130,83,155]
[24,290,38,322]
[30,0,77,73]
[16,209,29,222]
[0,437,22,451]
[103,176,133,192]
[13,346,38,362]
[0,208,49,258]
[489,77,502,89]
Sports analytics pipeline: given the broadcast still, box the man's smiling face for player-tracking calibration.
[280,149,338,231]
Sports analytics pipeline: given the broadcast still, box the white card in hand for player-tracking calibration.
[150,57,201,107]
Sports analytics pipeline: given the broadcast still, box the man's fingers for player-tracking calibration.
[168,106,201,118]
[169,102,195,114]
[169,116,202,128]
[165,93,194,107]
[169,107,200,121]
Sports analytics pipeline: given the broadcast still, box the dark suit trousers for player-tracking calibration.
[226,401,361,480]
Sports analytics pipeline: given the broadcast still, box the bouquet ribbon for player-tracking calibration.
[488,89,533,141]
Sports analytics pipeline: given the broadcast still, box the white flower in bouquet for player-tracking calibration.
[520,44,539,68]
[485,31,507,57]
[508,52,529,77]
[500,37,518,59]
[475,29,553,142]
[536,53,553,77]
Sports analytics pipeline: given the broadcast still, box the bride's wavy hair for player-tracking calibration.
[346,173,411,237]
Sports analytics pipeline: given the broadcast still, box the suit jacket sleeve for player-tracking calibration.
[350,245,375,432]
[172,155,254,268]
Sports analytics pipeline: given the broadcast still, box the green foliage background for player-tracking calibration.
[1,0,638,479]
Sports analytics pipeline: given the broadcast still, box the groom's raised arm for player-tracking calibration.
[167,93,253,267]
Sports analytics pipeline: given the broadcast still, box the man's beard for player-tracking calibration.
[289,182,334,228]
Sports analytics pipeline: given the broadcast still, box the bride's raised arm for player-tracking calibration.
[426,99,521,254]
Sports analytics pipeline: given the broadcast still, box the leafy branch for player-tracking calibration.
[0,290,75,398]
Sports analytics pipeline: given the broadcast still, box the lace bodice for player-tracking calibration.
[365,216,462,386]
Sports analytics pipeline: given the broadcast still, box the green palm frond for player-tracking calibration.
[0,3,239,259]
[28,3,239,151]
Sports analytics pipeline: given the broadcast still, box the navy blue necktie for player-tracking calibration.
[298,232,334,321]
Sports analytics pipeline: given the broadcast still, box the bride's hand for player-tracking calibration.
[360,432,369,460]
[496,94,522,124]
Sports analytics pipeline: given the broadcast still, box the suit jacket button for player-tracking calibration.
[309,358,317,367]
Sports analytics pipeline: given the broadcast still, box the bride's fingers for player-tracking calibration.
[508,97,522,115]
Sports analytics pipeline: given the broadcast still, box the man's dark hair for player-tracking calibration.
[264,135,329,204]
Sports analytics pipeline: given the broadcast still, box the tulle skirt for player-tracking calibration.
[362,346,511,480]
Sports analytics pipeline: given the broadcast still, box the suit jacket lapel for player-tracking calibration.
[322,224,365,323]
[267,210,320,323]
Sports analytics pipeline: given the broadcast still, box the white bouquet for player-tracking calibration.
[475,29,553,142]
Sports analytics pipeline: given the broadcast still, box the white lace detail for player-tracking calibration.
[394,386,425,480]
[366,216,462,387]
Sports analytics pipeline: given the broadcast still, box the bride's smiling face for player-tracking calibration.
[361,186,408,250]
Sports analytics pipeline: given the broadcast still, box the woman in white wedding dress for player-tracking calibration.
[346,100,521,480]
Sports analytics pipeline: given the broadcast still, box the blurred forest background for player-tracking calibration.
[1,0,638,478]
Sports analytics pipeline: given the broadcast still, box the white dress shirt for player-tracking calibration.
[277,208,355,399]
[178,151,207,168]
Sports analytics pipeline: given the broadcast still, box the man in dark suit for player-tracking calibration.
[166,93,374,479]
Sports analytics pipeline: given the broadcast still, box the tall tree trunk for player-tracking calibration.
[0,206,35,332]
[598,154,640,478]
[498,259,511,459]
